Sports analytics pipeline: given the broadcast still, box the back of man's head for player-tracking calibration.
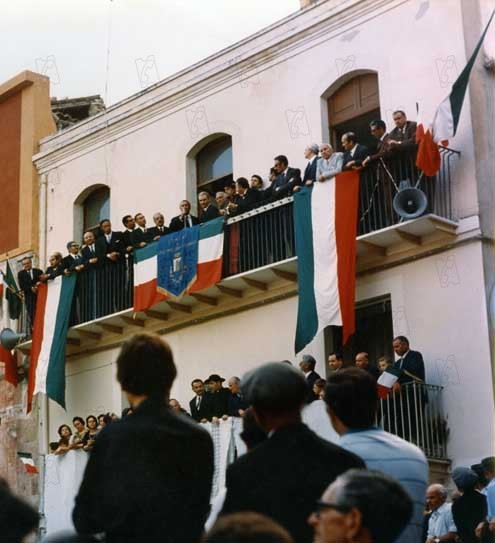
[0,478,39,543]
[242,362,307,414]
[324,368,378,430]
[328,469,412,543]
[204,512,294,543]
[116,333,177,401]
[240,408,267,450]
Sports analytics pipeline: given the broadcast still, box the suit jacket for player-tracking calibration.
[208,388,230,418]
[189,394,212,422]
[199,204,220,223]
[18,268,43,293]
[227,393,248,417]
[148,225,170,239]
[169,214,200,232]
[364,364,380,381]
[131,227,154,248]
[343,144,370,169]
[452,489,487,543]
[73,399,214,543]
[302,157,319,183]
[121,229,135,251]
[232,188,262,214]
[367,134,393,162]
[62,254,83,272]
[389,121,417,147]
[96,232,124,262]
[44,264,64,280]
[393,350,425,384]
[81,245,100,268]
[267,167,302,198]
[221,423,365,543]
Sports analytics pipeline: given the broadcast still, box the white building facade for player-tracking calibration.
[30,0,495,469]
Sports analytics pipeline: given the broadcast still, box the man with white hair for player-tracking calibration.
[215,191,230,215]
[426,484,457,543]
[198,191,220,223]
[148,212,170,240]
[315,143,344,184]
[302,143,320,184]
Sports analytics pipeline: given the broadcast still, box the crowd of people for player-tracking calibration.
[15,112,419,329]
[2,329,492,543]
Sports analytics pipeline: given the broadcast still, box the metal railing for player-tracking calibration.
[378,382,448,459]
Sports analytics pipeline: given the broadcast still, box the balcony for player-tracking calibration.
[15,146,459,351]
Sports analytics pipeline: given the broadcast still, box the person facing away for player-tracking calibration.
[323,367,428,543]
[308,469,413,543]
[220,361,364,543]
[72,333,214,543]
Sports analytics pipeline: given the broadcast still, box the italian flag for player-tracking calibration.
[0,343,17,387]
[432,9,494,146]
[27,275,77,413]
[190,218,224,293]
[377,366,402,399]
[415,107,441,176]
[294,171,359,354]
[133,243,166,312]
[17,452,38,474]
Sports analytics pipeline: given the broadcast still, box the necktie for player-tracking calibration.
[91,244,95,253]
[159,227,163,233]
[196,396,201,408]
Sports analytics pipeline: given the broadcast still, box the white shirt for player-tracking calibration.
[350,144,358,157]
[316,153,344,181]
[427,502,456,539]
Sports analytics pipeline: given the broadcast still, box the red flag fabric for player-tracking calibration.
[415,112,441,177]
[0,344,17,387]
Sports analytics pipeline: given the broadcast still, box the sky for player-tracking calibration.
[2,0,300,106]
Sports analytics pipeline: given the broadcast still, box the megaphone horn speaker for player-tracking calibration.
[0,328,26,351]
[393,181,428,220]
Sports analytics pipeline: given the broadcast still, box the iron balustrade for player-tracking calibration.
[378,382,448,459]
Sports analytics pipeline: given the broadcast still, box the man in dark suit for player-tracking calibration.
[131,213,154,248]
[388,110,417,149]
[302,144,320,184]
[121,215,135,255]
[220,362,364,543]
[298,354,321,403]
[189,378,211,422]
[73,333,213,543]
[341,132,369,170]
[79,231,100,320]
[227,376,248,417]
[265,155,301,199]
[40,252,65,282]
[62,242,84,273]
[96,220,124,262]
[228,177,261,215]
[148,212,170,240]
[207,374,230,419]
[17,256,43,327]
[198,192,221,223]
[169,200,200,232]
[355,352,380,381]
[392,336,425,384]
[362,120,393,166]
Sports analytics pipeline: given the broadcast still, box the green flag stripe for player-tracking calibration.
[199,217,224,239]
[294,187,318,354]
[45,274,77,409]
[450,9,495,133]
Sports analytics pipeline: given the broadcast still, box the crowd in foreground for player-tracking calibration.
[1,331,494,543]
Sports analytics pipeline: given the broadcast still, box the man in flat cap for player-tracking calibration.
[207,374,230,420]
[220,362,364,543]
[299,354,321,403]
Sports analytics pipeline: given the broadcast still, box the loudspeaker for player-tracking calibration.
[393,180,428,220]
[0,328,26,351]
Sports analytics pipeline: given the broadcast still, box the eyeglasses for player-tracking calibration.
[314,500,351,517]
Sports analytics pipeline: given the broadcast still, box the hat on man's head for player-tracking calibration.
[207,374,225,383]
[452,467,479,490]
[481,457,495,471]
[241,362,307,412]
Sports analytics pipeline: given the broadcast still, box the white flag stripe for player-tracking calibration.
[432,96,454,143]
[377,371,399,388]
[134,255,157,286]
[312,178,342,337]
[198,233,224,263]
[34,276,63,396]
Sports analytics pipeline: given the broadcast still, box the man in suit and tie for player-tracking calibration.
[362,120,393,166]
[62,242,84,273]
[148,212,170,240]
[302,143,320,184]
[299,354,322,403]
[341,132,370,170]
[79,231,100,320]
[228,177,261,215]
[169,200,200,232]
[96,219,124,262]
[40,252,65,282]
[189,379,211,423]
[131,213,154,248]
[17,256,43,328]
[220,362,364,543]
[121,215,136,255]
[388,110,417,149]
[198,192,220,223]
[328,352,344,372]
[265,155,301,199]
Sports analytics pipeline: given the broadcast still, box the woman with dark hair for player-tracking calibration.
[83,416,99,451]
[55,424,72,455]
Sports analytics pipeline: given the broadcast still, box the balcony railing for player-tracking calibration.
[14,146,457,330]
[379,382,448,459]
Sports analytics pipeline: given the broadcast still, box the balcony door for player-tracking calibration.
[327,73,380,151]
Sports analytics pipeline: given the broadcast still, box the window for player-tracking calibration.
[83,187,110,233]
[196,135,233,196]
[327,73,380,151]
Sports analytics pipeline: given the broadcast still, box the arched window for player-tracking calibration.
[196,135,233,195]
[327,73,380,150]
[83,187,110,233]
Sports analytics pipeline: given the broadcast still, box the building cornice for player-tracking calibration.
[33,0,404,173]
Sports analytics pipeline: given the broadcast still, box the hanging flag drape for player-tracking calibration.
[415,105,441,176]
[294,171,359,354]
[0,343,17,387]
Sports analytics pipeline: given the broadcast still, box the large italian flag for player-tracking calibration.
[27,275,77,413]
[294,171,359,354]
[133,243,166,312]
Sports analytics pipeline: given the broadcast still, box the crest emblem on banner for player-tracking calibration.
[157,227,199,298]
